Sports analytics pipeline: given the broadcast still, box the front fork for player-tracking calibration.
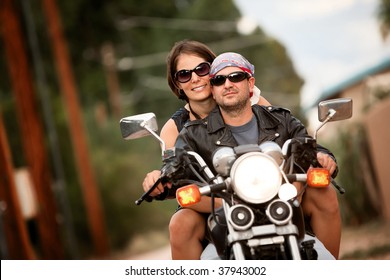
[287,235,301,259]
[222,200,246,260]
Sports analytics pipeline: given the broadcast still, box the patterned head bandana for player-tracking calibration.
[210,52,255,77]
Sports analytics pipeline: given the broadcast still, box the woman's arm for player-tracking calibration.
[258,96,271,106]
[160,118,180,149]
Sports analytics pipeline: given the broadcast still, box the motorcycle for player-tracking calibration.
[120,98,352,260]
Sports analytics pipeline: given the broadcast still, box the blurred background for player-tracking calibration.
[1,0,389,260]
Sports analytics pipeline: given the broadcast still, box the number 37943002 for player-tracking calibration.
[218,266,266,276]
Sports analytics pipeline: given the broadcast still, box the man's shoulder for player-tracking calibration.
[182,119,205,129]
[253,104,291,114]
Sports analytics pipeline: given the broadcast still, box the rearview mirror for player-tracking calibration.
[318,98,353,122]
[119,112,158,140]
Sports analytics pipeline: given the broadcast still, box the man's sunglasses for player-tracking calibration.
[210,71,250,87]
[175,62,211,83]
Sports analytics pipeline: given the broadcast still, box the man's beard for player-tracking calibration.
[218,92,249,117]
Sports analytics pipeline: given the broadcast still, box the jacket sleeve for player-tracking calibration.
[175,127,193,151]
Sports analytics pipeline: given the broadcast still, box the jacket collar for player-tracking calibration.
[206,105,281,133]
[206,106,225,133]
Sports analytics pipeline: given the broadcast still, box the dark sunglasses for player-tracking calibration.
[175,62,211,83]
[210,71,250,87]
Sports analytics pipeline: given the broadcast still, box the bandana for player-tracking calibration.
[210,52,255,77]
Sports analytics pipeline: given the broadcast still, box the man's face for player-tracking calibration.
[211,66,255,112]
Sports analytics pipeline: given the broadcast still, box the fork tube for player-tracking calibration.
[223,200,246,259]
[287,235,301,259]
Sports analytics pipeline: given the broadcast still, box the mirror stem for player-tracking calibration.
[141,122,165,155]
[314,109,336,140]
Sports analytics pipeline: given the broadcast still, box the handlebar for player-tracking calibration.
[286,174,345,194]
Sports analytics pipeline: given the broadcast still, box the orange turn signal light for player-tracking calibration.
[307,168,330,188]
[176,184,201,207]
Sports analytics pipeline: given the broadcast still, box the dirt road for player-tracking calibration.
[120,220,390,260]
[339,220,390,259]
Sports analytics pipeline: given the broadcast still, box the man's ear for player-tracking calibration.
[248,77,255,91]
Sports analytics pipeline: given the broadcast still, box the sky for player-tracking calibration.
[233,0,390,109]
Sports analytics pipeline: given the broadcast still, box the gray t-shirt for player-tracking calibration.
[227,115,258,145]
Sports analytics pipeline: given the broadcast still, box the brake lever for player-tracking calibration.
[135,177,162,205]
[331,178,345,194]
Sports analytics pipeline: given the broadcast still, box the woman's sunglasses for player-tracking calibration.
[210,71,250,87]
[175,62,211,83]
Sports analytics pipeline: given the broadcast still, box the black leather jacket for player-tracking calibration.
[175,104,338,176]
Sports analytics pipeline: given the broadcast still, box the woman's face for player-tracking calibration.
[175,54,212,102]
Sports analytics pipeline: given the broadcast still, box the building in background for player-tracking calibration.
[308,56,390,223]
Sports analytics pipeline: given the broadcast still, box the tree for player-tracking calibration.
[0,0,304,258]
[378,0,390,40]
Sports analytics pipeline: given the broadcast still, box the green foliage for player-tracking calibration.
[321,124,379,226]
[378,0,390,39]
[84,108,178,251]
[1,0,306,257]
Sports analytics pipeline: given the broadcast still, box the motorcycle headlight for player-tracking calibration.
[230,152,282,204]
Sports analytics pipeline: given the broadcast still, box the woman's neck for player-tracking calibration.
[186,98,216,120]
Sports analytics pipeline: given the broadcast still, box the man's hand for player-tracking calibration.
[316,152,337,175]
[142,170,166,196]
[142,170,164,196]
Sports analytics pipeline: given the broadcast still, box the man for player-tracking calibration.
[173,52,340,259]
